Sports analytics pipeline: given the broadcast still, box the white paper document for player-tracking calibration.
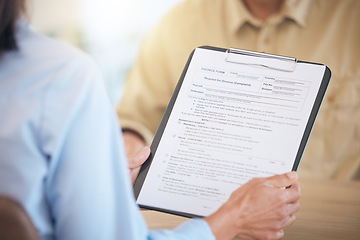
[135,47,329,217]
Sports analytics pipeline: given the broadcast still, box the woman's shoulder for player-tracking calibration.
[18,22,94,70]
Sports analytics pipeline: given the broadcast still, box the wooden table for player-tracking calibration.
[141,179,360,240]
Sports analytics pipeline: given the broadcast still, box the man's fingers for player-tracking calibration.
[123,131,146,158]
[287,181,301,196]
[279,214,296,229]
[281,181,301,204]
[130,167,141,185]
[237,229,285,240]
[128,146,150,168]
[265,171,298,188]
[290,181,300,192]
[281,202,300,220]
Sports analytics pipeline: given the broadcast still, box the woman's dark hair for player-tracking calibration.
[0,0,25,55]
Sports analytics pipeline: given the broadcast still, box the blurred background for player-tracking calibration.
[28,0,183,103]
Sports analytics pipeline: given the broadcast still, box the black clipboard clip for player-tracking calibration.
[225,48,297,72]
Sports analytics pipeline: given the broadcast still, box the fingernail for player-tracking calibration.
[287,171,297,179]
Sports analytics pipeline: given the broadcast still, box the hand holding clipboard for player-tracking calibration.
[134,46,330,218]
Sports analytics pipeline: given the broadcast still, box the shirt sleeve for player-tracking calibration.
[116,24,174,145]
[149,218,215,240]
[39,53,214,240]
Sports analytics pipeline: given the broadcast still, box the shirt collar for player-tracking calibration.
[227,0,313,32]
[282,0,312,27]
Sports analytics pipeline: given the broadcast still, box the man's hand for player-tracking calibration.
[127,146,150,185]
[123,131,147,158]
[205,172,300,240]
[123,131,148,185]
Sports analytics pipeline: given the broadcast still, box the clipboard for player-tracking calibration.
[133,46,331,218]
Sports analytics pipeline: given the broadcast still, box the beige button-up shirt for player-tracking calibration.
[117,0,360,180]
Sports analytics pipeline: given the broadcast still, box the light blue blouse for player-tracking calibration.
[0,20,214,240]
